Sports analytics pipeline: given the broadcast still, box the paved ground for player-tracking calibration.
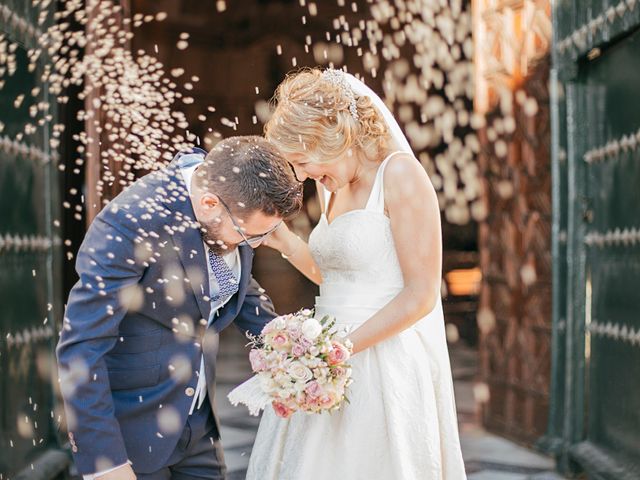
[216,327,568,480]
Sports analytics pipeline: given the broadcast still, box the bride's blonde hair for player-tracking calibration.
[265,68,391,163]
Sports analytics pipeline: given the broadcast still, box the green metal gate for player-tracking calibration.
[548,0,640,478]
[0,0,68,478]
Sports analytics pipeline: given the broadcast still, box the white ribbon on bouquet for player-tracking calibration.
[228,375,270,416]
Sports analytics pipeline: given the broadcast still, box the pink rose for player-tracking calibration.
[291,343,306,357]
[249,350,267,372]
[327,342,350,366]
[261,320,276,335]
[272,400,294,418]
[305,380,322,398]
[318,391,338,409]
[302,395,322,409]
[271,333,290,351]
[287,324,302,339]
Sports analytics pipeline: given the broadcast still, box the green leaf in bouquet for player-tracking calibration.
[321,317,337,333]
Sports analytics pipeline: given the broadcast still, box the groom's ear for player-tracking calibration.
[199,192,220,211]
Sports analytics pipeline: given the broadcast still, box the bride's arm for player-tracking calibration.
[263,222,323,285]
[348,154,442,355]
[262,181,326,285]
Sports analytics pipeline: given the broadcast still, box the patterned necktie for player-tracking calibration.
[207,248,239,303]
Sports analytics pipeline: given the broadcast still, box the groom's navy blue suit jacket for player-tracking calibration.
[56,150,277,475]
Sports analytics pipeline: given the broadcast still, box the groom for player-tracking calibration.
[56,136,302,479]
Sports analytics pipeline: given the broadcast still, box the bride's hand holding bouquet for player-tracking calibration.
[229,309,353,418]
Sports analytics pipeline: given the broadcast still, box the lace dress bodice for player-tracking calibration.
[308,153,406,317]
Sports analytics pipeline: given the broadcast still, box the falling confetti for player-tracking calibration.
[0,4,550,468]
[0,0,496,225]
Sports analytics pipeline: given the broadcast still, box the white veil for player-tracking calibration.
[343,73,413,154]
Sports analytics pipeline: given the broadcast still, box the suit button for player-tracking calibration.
[185,387,195,397]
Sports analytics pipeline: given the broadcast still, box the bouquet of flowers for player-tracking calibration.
[228,309,353,418]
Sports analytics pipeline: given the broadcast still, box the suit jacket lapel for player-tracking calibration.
[161,159,212,323]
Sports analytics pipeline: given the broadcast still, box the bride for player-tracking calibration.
[247,68,466,479]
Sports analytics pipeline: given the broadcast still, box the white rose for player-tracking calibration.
[277,389,292,399]
[301,318,322,341]
[259,373,278,393]
[299,355,321,368]
[274,371,288,384]
[266,351,287,369]
[308,356,322,368]
[308,346,320,357]
[287,361,313,383]
[320,341,332,354]
[316,367,330,380]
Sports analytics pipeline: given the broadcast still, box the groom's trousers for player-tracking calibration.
[136,396,226,480]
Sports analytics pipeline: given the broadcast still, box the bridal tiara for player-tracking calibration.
[321,68,359,121]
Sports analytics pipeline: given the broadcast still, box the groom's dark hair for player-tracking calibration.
[193,135,302,219]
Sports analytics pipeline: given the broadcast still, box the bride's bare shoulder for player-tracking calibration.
[384,153,432,188]
[383,153,437,207]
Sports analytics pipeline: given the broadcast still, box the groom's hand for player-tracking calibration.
[95,464,136,480]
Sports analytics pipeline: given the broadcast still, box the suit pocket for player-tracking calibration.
[106,330,161,388]
[110,329,162,354]
[107,364,160,390]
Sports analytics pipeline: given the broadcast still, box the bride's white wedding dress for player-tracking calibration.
[246,152,467,479]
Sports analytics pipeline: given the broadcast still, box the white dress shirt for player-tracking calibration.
[181,163,241,415]
[84,162,240,479]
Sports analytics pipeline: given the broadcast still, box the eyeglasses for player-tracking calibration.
[216,195,282,247]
